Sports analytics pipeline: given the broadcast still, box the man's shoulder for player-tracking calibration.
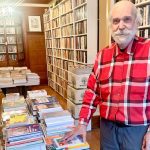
[97,43,116,54]
[136,37,150,45]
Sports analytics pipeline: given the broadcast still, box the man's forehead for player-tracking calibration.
[112,3,134,18]
[112,8,134,19]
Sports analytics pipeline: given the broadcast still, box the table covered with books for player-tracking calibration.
[0,67,40,97]
[0,89,90,150]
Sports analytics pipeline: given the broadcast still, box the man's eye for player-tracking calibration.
[112,18,120,25]
[123,17,132,23]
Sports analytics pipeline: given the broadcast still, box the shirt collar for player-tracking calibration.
[114,36,138,57]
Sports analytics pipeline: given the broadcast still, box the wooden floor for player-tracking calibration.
[0,85,100,150]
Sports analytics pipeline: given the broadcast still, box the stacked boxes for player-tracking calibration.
[67,65,99,131]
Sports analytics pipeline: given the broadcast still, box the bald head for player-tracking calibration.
[110,0,142,26]
[109,0,142,49]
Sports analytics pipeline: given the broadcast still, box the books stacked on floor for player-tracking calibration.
[5,124,46,150]
[26,73,40,85]
[41,110,74,136]
[45,134,90,150]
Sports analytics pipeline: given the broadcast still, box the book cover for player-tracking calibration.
[7,124,42,138]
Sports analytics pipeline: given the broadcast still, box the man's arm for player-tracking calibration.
[63,51,102,142]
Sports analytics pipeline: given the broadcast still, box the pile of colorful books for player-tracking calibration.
[5,124,46,150]
[0,89,91,150]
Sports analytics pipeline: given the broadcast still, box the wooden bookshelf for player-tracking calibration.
[43,0,98,98]
[135,0,150,38]
[0,15,24,67]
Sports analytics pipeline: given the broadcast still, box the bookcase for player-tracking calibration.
[135,0,150,38]
[0,15,24,67]
[43,0,98,98]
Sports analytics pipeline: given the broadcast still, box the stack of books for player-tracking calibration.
[27,90,47,99]
[45,134,90,150]
[11,70,27,84]
[42,110,74,136]
[0,70,13,86]
[1,93,37,128]
[2,93,27,112]
[26,73,40,85]
[5,124,46,150]
[27,96,63,117]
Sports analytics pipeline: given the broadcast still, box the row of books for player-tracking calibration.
[54,49,61,57]
[61,37,74,49]
[75,20,87,35]
[45,31,52,39]
[0,35,22,44]
[46,36,87,50]
[138,5,150,26]
[47,56,53,65]
[59,0,72,15]
[76,50,87,63]
[52,28,61,38]
[61,12,73,26]
[48,66,68,80]
[75,35,87,49]
[74,0,86,7]
[46,39,52,48]
[135,0,149,4]
[74,5,87,21]
[138,28,150,38]
[54,57,63,68]
[44,21,51,32]
[61,24,74,37]
[52,17,60,29]
[62,49,74,60]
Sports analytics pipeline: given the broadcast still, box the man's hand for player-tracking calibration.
[62,124,87,142]
[142,132,150,150]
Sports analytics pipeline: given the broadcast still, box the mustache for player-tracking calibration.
[113,29,131,36]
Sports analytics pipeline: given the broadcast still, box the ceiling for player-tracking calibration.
[0,0,52,6]
[23,0,51,4]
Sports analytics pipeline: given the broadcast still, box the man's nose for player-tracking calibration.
[118,20,125,30]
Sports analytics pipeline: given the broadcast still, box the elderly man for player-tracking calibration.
[63,1,150,150]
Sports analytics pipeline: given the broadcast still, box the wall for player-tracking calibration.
[99,0,112,50]
[18,6,48,84]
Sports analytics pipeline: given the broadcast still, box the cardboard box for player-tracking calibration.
[68,72,90,89]
[67,99,82,119]
[67,99,99,119]
[67,85,86,104]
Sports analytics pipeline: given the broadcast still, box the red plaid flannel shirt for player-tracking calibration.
[79,36,150,126]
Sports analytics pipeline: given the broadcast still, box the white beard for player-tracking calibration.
[111,27,137,49]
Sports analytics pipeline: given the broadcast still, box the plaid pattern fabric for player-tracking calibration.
[79,37,150,126]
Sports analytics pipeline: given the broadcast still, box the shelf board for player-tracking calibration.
[138,25,150,29]
[135,0,150,7]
